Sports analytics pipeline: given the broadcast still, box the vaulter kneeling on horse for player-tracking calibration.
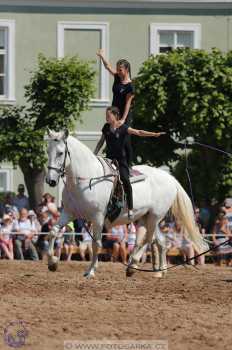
[94,106,166,220]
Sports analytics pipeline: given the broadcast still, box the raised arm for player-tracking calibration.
[96,49,116,76]
[128,128,166,138]
[94,134,105,155]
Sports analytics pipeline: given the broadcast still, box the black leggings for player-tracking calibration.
[124,135,133,166]
[118,161,133,210]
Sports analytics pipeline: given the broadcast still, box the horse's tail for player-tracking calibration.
[171,180,208,253]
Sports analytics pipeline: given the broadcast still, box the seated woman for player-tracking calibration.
[0,214,14,260]
[212,210,232,266]
[127,222,137,255]
[79,221,93,261]
[13,208,39,261]
[166,221,195,265]
[103,224,128,264]
[94,106,165,220]
[63,221,76,262]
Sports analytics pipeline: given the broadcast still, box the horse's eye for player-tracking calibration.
[57,152,63,157]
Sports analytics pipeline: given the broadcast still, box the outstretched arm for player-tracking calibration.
[96,49,116,76]
[128,128,166,137]
[94,134,105,155]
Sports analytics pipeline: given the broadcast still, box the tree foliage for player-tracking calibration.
[0,54,95,207]
[133,48,232,202]
[0,54,95,167]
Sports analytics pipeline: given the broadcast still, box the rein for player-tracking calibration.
[123,237,232,273]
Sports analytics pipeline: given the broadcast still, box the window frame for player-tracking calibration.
[149,23,201,55]
[0,20,15,103]
[0,167,13,192]
[57,21,110,107]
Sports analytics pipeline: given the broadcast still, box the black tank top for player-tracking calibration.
[112,74,134,125]
[102,123,129,161]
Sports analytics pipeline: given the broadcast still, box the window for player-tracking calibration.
[0,20,15,102]
[150,23,201,55]
[0,168,13,192]
[57,21,110,107]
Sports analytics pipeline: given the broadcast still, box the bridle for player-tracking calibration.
[47,139,71,179]
[47,138,117,187]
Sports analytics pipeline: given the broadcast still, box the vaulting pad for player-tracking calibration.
[129,168,146,184]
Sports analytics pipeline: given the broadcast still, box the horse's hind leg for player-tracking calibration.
[155,223,168,276]
[145,214,163,278]
[127,222,151,276]
[127,213,162,278]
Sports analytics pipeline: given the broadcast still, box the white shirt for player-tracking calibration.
[81,227,92,242]
[13,219,36,240]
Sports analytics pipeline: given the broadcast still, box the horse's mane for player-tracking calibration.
[47,130,98,161]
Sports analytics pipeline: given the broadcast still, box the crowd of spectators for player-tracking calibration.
[0,184,232,266]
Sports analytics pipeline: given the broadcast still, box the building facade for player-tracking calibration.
[0,0,231,200]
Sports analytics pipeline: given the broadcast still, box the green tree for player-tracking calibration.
[0,54,95,208]
[133,48,232,203]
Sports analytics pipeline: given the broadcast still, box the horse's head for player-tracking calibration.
[46,129,69,187]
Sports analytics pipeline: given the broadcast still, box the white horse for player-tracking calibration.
[46,130,208,278]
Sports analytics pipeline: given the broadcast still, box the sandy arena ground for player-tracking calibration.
[0,261,232,350]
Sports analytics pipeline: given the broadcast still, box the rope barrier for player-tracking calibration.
[0,232,119,236]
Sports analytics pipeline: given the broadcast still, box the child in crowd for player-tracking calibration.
[0,214,14,260]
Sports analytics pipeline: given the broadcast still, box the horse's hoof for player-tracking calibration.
[126,264,138,277]
[83,270,95,279]
[154,271,162,278]
[48,262,58,272]
[48,256,58,272]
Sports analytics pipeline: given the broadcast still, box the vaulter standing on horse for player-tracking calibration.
[97,50,134,165]
[94,106,166,220]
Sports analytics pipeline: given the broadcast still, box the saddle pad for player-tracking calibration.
[130,168,146,184]
[130,168,144,177]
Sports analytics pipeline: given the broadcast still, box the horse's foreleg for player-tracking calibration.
[83,220,103,279]
[47,210,71,272]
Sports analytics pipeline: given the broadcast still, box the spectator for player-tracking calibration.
[13,184,29,211]
[195,207,205,235]
[224,198,232,233]
[13,208,39,261]
[50,212,64,259]
[103,224,128,264]
[0,214,14,260]
[127,222,136,254]
[39,193,58,219]
[36,211,51,260]
[0,192,18,218]
[166,221,195,265]
[199,200,211,233]
[63,222,76,261]
[79,221,93,261]
[212,211,232,266]
[28,210,41,231]
[194,207,205,265]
